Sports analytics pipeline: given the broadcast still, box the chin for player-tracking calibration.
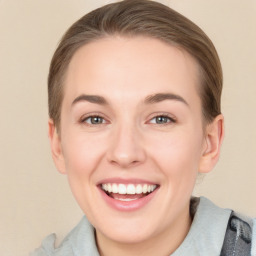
[96,223,157,244]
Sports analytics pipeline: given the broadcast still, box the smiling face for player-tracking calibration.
[49,36,223,254]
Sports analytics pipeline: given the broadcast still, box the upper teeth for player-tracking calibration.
[101,183,157,195]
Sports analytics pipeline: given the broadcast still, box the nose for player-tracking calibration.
[106,123,146,168]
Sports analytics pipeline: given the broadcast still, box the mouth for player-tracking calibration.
[100,183,159,202]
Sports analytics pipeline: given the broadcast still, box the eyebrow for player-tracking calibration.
[72,94,108,106]
[72,92,189,107]
[144,93,189,106]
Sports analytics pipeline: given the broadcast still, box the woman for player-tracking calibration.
[32,0,255,255]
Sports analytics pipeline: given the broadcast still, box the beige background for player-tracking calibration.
[0,0,255,255]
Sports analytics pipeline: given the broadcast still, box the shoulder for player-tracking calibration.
[220,210,255,256]
[30,216,99,256]
[251,218,256,255]
[173,197,255,256]
[198,197,256,256]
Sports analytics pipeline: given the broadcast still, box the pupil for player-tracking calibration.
[156,116,167,123]
[92,117,102,124]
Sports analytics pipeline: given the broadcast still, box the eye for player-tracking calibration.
[82,115,106,125]
[149,115,176,124]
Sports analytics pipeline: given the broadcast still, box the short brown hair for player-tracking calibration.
[48,0,222,129]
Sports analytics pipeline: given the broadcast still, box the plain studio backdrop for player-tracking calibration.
[0,0,255,255]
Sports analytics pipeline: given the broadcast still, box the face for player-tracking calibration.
[49,36,223,248]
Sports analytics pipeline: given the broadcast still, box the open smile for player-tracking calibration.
[102,183,157,201]
[99,182,159,211]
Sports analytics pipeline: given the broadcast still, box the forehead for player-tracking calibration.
[63,36,200,105]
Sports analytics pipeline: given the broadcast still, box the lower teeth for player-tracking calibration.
[116,198,139,201]
[107,192,150,201]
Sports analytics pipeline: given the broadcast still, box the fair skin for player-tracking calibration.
[49,36,224,256]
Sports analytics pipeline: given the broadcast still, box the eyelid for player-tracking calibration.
[85,116,106,124]
[147,112,177,124]
[78,112,177,126]
[79,112,109,125]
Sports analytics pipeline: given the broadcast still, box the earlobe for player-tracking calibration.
[199,114,224,173]
[48,119,67,174]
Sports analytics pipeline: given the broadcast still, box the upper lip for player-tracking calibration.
[97,178,159,186]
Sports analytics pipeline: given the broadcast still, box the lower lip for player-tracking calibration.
[98,186,159,212]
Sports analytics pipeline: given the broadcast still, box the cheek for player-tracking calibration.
[60,130,107,213]
[147,128,203,179]
[61,130,106,179]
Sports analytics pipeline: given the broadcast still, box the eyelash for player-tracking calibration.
[80,114,108,125]
[79,113,176,126]
[148,114,176,125]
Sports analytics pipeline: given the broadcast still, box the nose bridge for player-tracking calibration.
[107,118,146,167]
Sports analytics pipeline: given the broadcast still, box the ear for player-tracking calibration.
[199,114,224,173]
[48,119,66,174]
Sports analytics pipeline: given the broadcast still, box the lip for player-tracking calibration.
[97,179,159,212]
[97,177,158,186]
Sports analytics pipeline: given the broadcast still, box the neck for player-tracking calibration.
[96,205,191,256]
